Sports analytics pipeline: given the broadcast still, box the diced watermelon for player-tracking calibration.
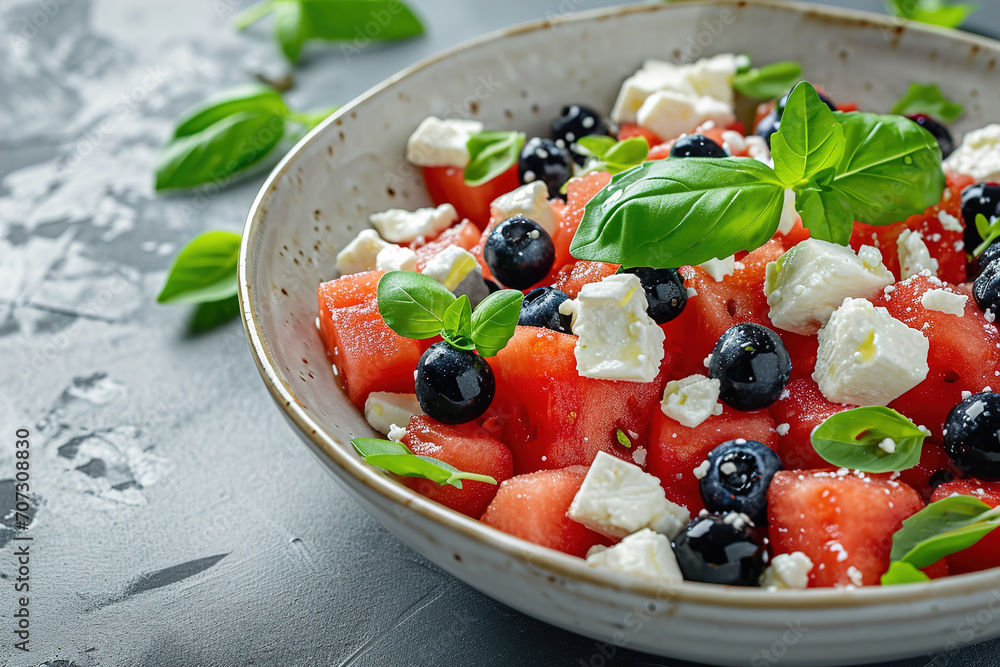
[781,331,819,382]
[422,164,521,229]
[487,326,669,474]
[897,442,962,501]
[556,171,613,266]
[930,479,1000,574]
[720,238,785,327]
[318,273,426,408]
[768,470,925,587]
[769,378,854,471]
[480,466,612,557]
[617,123,662,146]
[399,415,514,518]
[647,404,778,515]
[412,219,482,270]
[661,265,735,378]
[550,260,620,298]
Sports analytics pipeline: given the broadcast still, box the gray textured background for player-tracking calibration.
[2,1,999,666]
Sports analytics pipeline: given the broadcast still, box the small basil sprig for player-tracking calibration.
[885,0,977,29]
[156,85,337,191]
[351,438,497,489]
[732,59,804,100]
[464,131,525,187]
[157,231,242,331]
[890,82,964,123]
[615,429,633,449]
[570,82,946,268]
[810,407,927,472]
[376,271,523,357]
[973,213,1000,257]
[880,494,1000,584]
[234,0,425,63]
[579,135,649,175]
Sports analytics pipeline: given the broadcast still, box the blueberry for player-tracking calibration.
[671,514,766,586]
[669,134,728,159]
[961,183,1000,254]
[484,216,556,290]
[519,137,572,198]
[621,267,687,324]
[754,109,781,147]
[973,260,1000,314]
[699,439,782,525]
[415,342,495,424]
[519,287,571,333]
[552,104,608,164]
[943,392,1000,480]
[709,323,792,411]
[907,114,955,159]
[972,241,1000,280]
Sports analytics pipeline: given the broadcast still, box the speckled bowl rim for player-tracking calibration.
[240,0,1000,610]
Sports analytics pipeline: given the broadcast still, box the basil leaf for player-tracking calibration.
[771,82,845,186]
[829,110,945,226]
[890,494,996,562]
[901,520,999,570]
[465,131,525,187]
[470,289,524,357]
[810,406,927,472]
[352,438,497,489]
[616,429,632,448]
[603,137,650,167]
[157,231,241,304]
[880,561,931,586]
[885,0,977,28]
[973,214,1000,257]
[570,158,786,268]
[890,82,964,123]
[732,61,803,100]
[576,135,618,158]
[273,0,307,62]
[188,295,242,334]
[155,110,285,191]
[441,295,474,351]
[795,186,854,245]
[376,271,456,339]
[172,85,289,139]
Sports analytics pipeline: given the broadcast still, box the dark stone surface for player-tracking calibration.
[1,1,998,665]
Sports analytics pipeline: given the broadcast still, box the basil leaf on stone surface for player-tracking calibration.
[172,85,289,139]
[352,438,497,489]
[376,271,457,339]
[885,0,977,29]
[810,406,927,473]
[157,231,242,304]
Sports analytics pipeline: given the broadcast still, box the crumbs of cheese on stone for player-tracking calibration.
[897,230,939,280]
[661,375,722,428]
[921,289,967,317]
[585,529,683,583]
[375,244,418,272]
[558,273,665,382]
[489,181,556,235]
[370,204,458,244]
[568,451,689,540]
[406,116,484,168]
[364,392,423,435]
[760,551,813,590]
[336,229,393,276]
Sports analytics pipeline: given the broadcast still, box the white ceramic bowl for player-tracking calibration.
[239,2,1000,664]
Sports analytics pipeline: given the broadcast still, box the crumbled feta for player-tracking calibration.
[746,135,772,165]
[764,239,894,335]
[490,181,556,235]
[636,91,735,144]
[336,229,393,276]
[375,244,418,272]
[813,297,929,406]
[698,255,736,282]
[370,204,458,244]
[938,210,963,233]
[386,423,407,442]
[760,552,813,590]
[846,565,864,587]
[943,124,1000,183]
[661,375,722,428]
[897,230,939,279]
[921,289,968,317]
[776,189,799,236]
[776,423,791,436]
[632,446,647,466]
[559,274,665,382]
[568,451,689,539]
[406,116,484,168]
[878,437,896,454]
[610,55,737,125]
[421,245,481,291]
[364,392,423,435]
[585,529,683,583]
[693,459,710,480]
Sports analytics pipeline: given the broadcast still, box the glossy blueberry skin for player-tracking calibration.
[973,260,1000,314]
[907,114,955,159]
[961,183,1000,254]
[970,241,1000,280]
[518,287,572,333]
[484,216,556,290]
[519,137,573,198]
[551,104,608,164]
[709,323,792,411]
[672,515,766,586]
[415,342,495,424]
[757,91,838,147]
[621,267,687,324]
[943,392,1000,480]
[669,134,728,159]
[699,439,783,525]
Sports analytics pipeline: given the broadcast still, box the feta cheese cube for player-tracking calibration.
[370,204,458,244]
[813,297,930,406]
[364,392,423,435]
[610,55,737,125]
[897,229,939,279]
[760,551,813,590]
[938,210,963,233]
[405,116,484,168]
[698,255,736,282]
[636,91,735,143]
[421,245,480,291]
[569,452,689,539]
[776,189,799,236]
[943,124,1000,183]
[921,288,968,316]
[764,239,894,335]
[336,229,393,276]
[490,181,556,235]
[661,375,721,428]
[558,274,666,382]
[585,529,683,583]
[684,53,738,106]
[375,244,418,272]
